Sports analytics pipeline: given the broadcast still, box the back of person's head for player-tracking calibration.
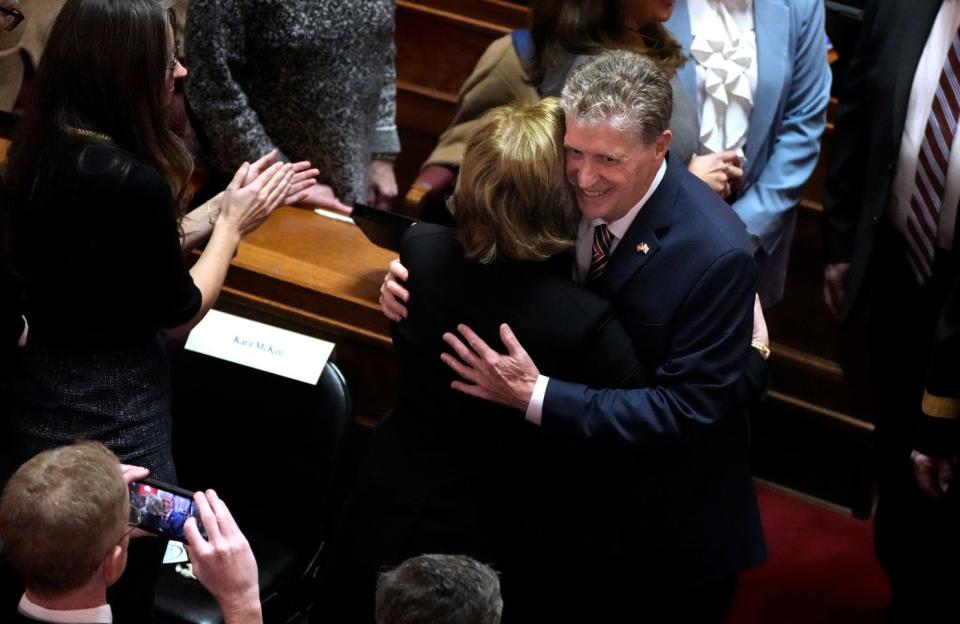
[451,97,578,264]
[0,441,128,597]
[527,0,684,87]
[375,554,502,624]
[561,50,672,146]
[4,0,191,214]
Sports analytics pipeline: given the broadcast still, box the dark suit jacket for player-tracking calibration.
[542,157,766,588]
[355,223,647,571]
[822,0,949,319]
[916,271,960,455]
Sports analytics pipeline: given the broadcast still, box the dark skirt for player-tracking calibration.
[7,334,177,482]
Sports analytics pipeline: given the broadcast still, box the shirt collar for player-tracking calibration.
[19,594,113,623]
[586,158,668,240]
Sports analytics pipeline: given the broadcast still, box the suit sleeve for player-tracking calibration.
[541,249,756,452]
[732,0,831,252]
[184,0,284,171]
[914,272,960,457]
[822,0,884,262]
[423,36,539,168]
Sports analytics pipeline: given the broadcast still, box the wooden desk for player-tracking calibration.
[212,206,398,427]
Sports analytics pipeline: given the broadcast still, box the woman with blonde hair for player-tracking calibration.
[318,98,646,622]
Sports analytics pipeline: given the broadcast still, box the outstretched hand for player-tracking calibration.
[246,149,320,207]
[440,323,540,411]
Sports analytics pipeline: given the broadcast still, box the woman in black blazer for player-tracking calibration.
[319,99,648,623]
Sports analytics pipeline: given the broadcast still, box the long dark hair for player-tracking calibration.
[4,0,192,223]
[526,0,685,87]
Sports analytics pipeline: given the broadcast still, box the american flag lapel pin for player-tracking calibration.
[636,242,650,255]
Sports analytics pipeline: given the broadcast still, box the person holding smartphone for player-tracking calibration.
[0,441,262,624]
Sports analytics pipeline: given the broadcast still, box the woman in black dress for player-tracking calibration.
[320,98,648,622]
[1,0,302,616]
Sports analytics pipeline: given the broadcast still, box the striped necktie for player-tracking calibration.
[586,223,614,285]
[907,27,960,283]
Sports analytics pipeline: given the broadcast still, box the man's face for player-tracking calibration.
[162,498,173,514]
[564,117,670,223]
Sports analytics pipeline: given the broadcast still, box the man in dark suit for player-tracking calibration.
[159,498,187,538]
[0,442,262,624]
[822,0,960,618]
[399,51,766,621]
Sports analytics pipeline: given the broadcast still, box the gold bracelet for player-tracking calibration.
[751,340,771,360]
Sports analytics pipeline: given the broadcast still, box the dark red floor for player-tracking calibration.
[725,482,891,624]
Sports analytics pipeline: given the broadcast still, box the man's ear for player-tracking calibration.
[99,542,129,588]
[655,130,672,161]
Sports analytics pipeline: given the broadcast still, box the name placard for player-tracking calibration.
[185,310,334,385]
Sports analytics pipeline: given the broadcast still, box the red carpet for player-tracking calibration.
[725,482,891,624]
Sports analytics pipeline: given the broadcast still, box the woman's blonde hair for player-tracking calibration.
[451,97,578,263]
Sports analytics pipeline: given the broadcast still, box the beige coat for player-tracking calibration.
[424,35,538,168]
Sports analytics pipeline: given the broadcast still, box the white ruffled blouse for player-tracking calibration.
[688,0,758,155]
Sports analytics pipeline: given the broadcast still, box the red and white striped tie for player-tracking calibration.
[907,29,960,283]
[586,223,613,285]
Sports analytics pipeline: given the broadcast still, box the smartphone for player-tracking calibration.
[128,478,204,543]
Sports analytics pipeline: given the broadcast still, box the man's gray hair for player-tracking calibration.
[561,50,673,145]
[375,554,503,624]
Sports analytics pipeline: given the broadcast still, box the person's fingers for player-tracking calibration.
[228,163,250,191]
[440,352,480,383]
[718,150,740,164]
[938,459,953,494]
[120,464,150,485]
[183,516,211,552]
[285,179,318,202]
[457,324,496,360]
[450,379,496,402]
[913,451,942,498]
[725,164,744,180]
[290,160,315,174]
[823,280,840,319]
[499,324,526,358]
[264,167,294,209]
[250,149,279,174]
[389,258,409,282]
[193,490,223,544]
[204,489,241,539]
[384,278,410,303]
[379,293,404,322]
[442,331,482,368]
[250,162,284,190]
[312,193,353,214]
[291,168,320,184]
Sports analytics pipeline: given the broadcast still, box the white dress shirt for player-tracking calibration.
[688,0,757,156]
[526,159,667,424]
[891,0,960,251]
[19,594,113,623]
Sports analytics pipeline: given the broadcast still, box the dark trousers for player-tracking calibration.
[867,226,960,620]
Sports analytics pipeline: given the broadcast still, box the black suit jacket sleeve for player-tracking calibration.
[542,248,755,452]
[914,272,960,457]
[822,0,884,263]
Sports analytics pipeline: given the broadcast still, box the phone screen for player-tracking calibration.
[129,480,203,543]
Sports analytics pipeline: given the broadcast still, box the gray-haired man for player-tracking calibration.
[382,51,766,621]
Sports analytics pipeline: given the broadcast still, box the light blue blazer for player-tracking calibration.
[666,0,831,306]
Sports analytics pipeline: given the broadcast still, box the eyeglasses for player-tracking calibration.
[1,5,25,31]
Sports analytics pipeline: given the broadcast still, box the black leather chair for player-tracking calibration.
[155,340,352,624]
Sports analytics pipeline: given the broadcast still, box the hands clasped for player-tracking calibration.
[687,151,744,198]
[440,323,540,412]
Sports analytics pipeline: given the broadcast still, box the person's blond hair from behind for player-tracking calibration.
[451,97,579,264]
[0,441,128,596]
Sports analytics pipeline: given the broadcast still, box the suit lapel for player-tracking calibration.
[744,0,789,173]
[891,0,944,144]
[599,159,680,298]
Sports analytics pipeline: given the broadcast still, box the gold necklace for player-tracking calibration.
[72,127,114,143]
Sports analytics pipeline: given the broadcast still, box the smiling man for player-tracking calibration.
[433,51,766,621]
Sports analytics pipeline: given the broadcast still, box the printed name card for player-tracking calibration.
[185,310,334,385]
